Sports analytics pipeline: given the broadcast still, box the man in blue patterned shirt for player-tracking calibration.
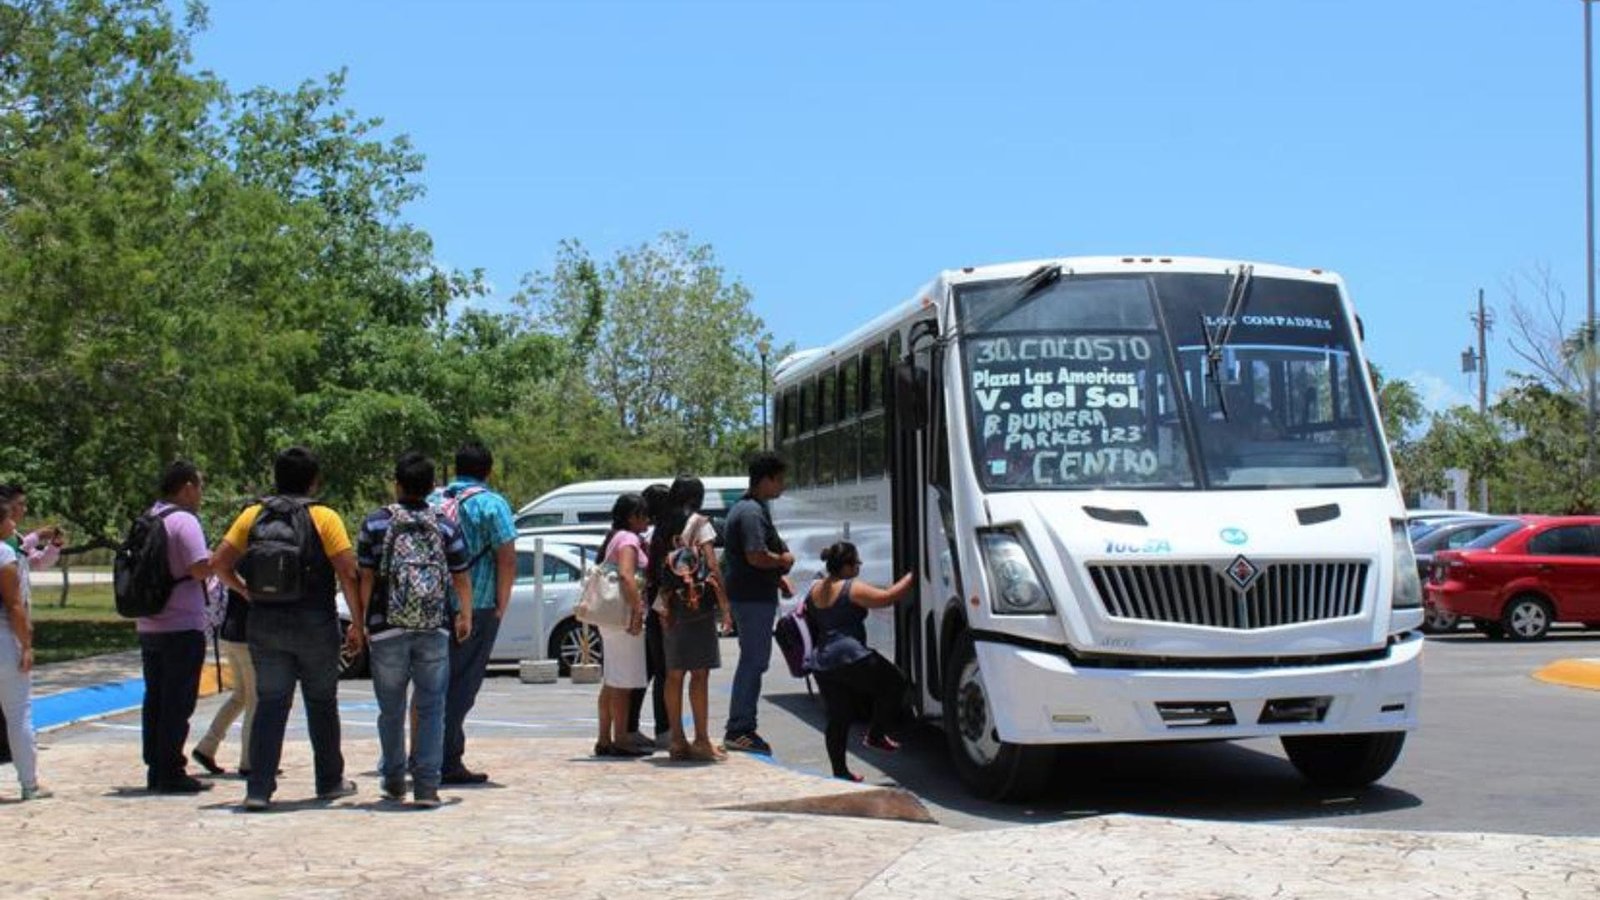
[428,441,518,785]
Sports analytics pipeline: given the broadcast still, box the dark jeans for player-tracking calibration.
[139,629,206,785]
[726,599,777,738]
[814,651,905,778]
[247,607,344,800]
[444,607,500,775]
[628,611,668,737]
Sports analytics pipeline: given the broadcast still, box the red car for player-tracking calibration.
[1428,515,1600,640]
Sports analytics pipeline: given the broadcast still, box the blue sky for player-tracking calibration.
[191,1,1593,414]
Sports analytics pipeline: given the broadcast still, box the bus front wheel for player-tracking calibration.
[1281,731,1405,789]
[942,630,1055,801]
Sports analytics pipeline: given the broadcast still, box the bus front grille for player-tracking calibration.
[1087,561,1369,629]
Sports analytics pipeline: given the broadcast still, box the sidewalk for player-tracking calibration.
[4,731,1597,899]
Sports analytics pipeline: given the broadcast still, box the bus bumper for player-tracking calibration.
[973,632,1422,745]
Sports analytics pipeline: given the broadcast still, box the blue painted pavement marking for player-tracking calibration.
[34,678,145,730]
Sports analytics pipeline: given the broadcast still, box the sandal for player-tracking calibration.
[669,738,693,761]
[688,740,727,762]
[593,741,618,758]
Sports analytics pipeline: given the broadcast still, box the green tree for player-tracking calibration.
[1371,369,1442,501]
[518,233,772,476]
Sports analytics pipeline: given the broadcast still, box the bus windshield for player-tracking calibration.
[956,272,1387,491]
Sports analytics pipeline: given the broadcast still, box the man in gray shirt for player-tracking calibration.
[721,452,794,755]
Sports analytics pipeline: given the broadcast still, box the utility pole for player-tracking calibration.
[1471,289,1493,511]
[1587,0,1597,478]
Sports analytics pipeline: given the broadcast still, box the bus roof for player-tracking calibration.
[774,255,1345,384]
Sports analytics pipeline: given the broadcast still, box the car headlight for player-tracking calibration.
[979,529,1055,615]
[1391,520,1422,610]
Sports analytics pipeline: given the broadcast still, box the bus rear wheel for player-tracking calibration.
[1281,732,1405,788]
[942,630,1055,801]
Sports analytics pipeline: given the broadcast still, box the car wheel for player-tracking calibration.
[338,618,369,680]
[942,629,1055,801]
[1421,603,1459,634]
[1472,618,1507,640]
[1281,732,1406,788]
[1501,595,1553,641]
[548,618,603,677]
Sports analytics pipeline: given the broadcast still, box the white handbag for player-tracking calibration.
[575,562,631,629]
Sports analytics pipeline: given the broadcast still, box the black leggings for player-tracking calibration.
[814,652,904,778]
[628,611,668,735]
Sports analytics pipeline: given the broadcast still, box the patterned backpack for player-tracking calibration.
[378,505,450,631]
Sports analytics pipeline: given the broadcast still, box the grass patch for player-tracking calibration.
[28,584,136,664]
[32,619,138,665]
[29,583,118,621]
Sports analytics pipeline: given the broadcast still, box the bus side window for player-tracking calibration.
[840,355,861,482]
[796,377,816,488]
[818,367,839,485]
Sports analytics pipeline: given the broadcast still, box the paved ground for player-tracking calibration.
[6,629,1600,897]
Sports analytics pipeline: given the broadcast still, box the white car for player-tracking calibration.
[338,533,608,678]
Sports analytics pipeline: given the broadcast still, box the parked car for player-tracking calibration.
[1427,515,1600,640]
[1411,516,1523,632]
[339,533,607,678]
[514,477,745,530]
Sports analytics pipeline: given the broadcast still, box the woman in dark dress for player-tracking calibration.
[804,541,914,782]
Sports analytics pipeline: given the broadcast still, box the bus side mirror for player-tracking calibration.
[894,361,929,431]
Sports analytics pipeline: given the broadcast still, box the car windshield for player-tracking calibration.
[1464,522,1523,549]
[956,272,1387,491]
[1413,520,1509,553]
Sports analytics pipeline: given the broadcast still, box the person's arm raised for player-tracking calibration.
[848,573,916,609]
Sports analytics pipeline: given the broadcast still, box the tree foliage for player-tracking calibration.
[0,1,774,541]
[516,233,772,479]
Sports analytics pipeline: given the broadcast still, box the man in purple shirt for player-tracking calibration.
[138,461,214,794]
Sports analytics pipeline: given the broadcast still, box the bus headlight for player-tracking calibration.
[1391,520,1422,610]
[979,529,1055,615]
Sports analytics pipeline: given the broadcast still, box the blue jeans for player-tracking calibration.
[247,607,345,800]
[369,630,449,789]
[444,608,501,775]
[725,600,778,738]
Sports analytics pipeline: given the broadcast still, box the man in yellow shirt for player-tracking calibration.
[212,447,362,812]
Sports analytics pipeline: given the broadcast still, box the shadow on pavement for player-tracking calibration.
[1428,629,1600,646]
[768,693,1423,829]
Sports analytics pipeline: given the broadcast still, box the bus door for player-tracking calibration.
[891,323,946,715]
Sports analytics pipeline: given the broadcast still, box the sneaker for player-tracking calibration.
[723,732,772,755]
[413,786,441,809]
[191,748,224,775]
[381,777,407,802]
[654,732,673,751]
[622,731,655,753]
[153,775,213,794]
[242,796,271,812]
[316,779,358,801]
[20,784,53,801]
[440,768,489,785]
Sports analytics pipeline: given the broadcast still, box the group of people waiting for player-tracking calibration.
[587,451,916,782]
[0,443,520,809]
[0,446,921,804]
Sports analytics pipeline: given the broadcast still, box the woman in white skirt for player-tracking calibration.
[594,494,652,757]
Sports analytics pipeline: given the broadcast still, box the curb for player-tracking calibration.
[1532,658,1600,692]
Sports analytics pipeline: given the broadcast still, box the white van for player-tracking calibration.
[514,476,748,529]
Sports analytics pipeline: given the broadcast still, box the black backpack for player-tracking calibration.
[240,496,322,604]
[113,506,189,619]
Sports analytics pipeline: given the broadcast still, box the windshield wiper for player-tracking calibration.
[1200,264,1255,420]
[962,263,1063,334]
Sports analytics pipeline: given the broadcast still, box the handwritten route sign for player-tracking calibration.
[968,333,1164,487]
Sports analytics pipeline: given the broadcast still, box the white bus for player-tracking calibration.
[770,256,1424,799]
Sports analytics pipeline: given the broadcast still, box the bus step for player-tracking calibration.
[1258,696,1332,724]
[1155,701,1237,728]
